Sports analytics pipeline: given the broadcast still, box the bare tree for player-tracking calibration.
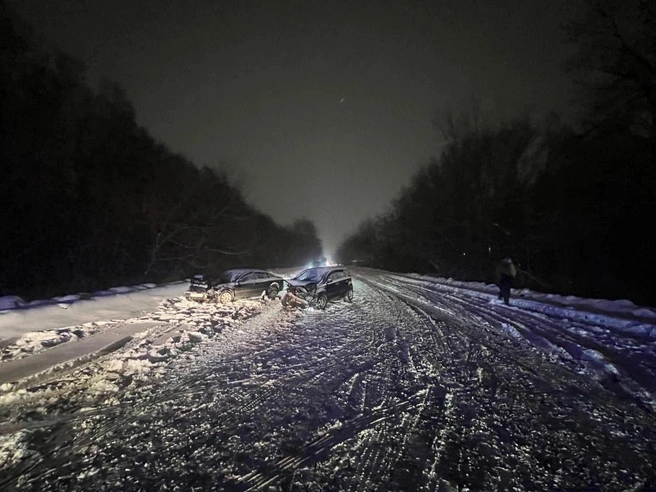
[433,94,492,142]
[565,0,656,139]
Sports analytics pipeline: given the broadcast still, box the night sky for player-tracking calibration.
[9,0,580,256]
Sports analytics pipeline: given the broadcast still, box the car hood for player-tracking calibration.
[204,281,235,289]
[287,279,318,288]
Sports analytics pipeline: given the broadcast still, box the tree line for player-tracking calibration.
[0,4,322,300]
[337,1,656,305]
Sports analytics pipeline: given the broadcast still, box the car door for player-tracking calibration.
[254,272,274,296]
[336,271,351,296]
[264,272,282,292]
[324,270,341,300]
[333,270,349,297]
[235,271,258,299]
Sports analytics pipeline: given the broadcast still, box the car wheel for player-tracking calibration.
[346,287,354,302]
[316,293,328,310]
[267,285,280,299]
[218,290,233,304]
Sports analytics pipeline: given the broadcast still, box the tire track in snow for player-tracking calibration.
[4,274,656,491]
[356,272,656,490]
[385,274,655,409]
[374,273,656,407]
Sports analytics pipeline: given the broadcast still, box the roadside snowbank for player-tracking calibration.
[0,282,187,339]
[0,283,159,310]
[0,296,265,413]
[401,274,656,338]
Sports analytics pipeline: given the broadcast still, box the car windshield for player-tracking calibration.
[218,271,240,284]
[190,276,206,286]
[294,268,321,281]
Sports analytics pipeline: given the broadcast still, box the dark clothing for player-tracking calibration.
[495,259,516,305]
[496,261,517,278]
[498,274,513,305]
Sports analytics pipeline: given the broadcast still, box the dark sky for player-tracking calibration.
[9,0,580,256]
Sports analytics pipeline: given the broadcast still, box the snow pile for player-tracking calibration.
[0,430,31,469]
[87,298,263,383]
[0,296,24,310]
[0,324,106,362]
[0,296,266,414]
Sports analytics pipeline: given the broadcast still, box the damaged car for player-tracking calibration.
[185,269,285,303]
[185,274,212,302]
[282,266,353,309]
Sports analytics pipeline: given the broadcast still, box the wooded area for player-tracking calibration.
[337,1,656,305]
[1,5,322,300]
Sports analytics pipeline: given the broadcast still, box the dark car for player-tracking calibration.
[185,269,284,303]
[285,266,353,309]
[185,274,211,302]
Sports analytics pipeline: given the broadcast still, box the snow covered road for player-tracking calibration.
[1,270,654,490]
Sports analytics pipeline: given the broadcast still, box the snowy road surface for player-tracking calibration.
[1,270,655,490]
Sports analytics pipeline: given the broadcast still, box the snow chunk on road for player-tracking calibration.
[109,287,137,294]
[0,431,30,468]
[186,332,204,343]
[40,332,73,347]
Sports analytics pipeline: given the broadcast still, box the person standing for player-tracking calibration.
[496,258,517,305]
